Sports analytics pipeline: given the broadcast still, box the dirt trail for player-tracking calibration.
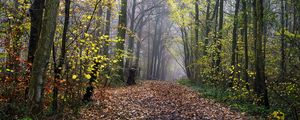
[79,80,248,120]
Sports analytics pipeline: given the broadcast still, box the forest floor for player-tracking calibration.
[76,80,248,120]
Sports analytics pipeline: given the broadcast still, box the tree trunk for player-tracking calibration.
[135,22,144,76]
[194,0,200,81]
[104,2,111,56]
[28,0,60,116]
[126,0,136,66]
[242,0,249,89]
[28,0,45,64]
[231,0,240,81]
[27,0,45,98]
[216,0,224,71]
[181,27,192,80]
[212,0,219,69]
[253,0,269,108]
[126,0,136,84]
[52,0,70,114]
[280,0,286,80]
[203,0,211,55]
[195,0,199,55]
[147,24,151,79]
[116,0,127,81]
[150,16,160,79]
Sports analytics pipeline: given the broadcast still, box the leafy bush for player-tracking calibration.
[178,79,273,118]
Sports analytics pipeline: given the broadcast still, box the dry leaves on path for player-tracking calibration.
[79,80,248,120]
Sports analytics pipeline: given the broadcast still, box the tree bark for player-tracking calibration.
[117,0,128,81]
[231,0,240,82]
[134,21,144,75]
[253,0,269,108]
[203,0,211,55]
[104,2,112,56]
[212,0,219,69]
[126,0,137,83]
[28,0,60,116]
[28,0,45,64]
[216,0,224,71]
[194,0,200,81]
[27,1,45,96]
[181,27,192,80]
[52,0,70,114]
[242,0,249,89]
[280,0,286,80]
[195,0,199,55]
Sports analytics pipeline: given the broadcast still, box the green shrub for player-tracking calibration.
[178,79,272,118]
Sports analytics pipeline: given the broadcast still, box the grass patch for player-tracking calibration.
[0,53,6,58]
[178,79,272,118]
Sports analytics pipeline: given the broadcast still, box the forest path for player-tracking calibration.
[79,80,248,120]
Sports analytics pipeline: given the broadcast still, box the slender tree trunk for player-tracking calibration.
[52,0,70,113]
[26,0,45,98]
[150,16,160,79]
[116,0,127,81]
[104,2,112,56]
[216,0,224,71]
[280,0,286,80]
[253,0,269,108]
[160,55,167,80]
[203,0,211,55]
[134,24,143,77]
[134,5,146,78]
[152,31,158,79]
[126,0,136,67]
[135,23,143,68]
[100,2,112,85]
[157,47,165,80]
[195,0,199,54]
[147,25,151,79]
[242,0,249,89]
[28,0,45,64]
[231,0,240,82]
[126,0,136,84]
[231,0,240,67]
[155,26,163,79]
[28,0,60,116]
[95,0,104,49]
[194,0,200,81]
[213,0,219,69]
[182,28,192,80]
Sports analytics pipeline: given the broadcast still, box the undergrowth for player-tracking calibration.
[177,79,276,119]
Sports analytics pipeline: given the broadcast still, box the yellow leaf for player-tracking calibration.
[85,74,92,79]
[72,75,77,79]
[86,15,92,20]
[100,65,105,68]
[84,33,89,37]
